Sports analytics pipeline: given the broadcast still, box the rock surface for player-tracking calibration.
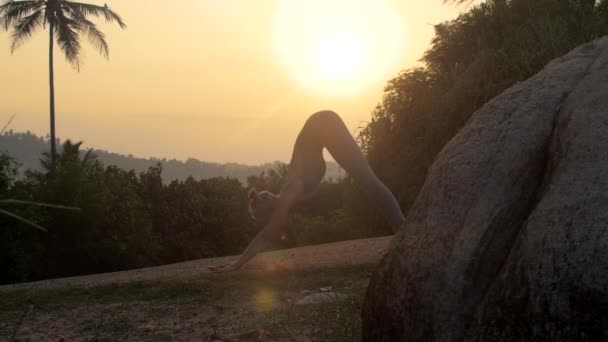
[362,37,608,341]
[1,236,390,290]
[296,292,348,305]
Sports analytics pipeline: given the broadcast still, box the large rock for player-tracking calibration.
[362,37,608,341]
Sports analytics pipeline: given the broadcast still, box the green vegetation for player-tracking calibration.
[0,142,253,284]
[0,141,364,285]
[355,0,608,226]
[0,0,126,164]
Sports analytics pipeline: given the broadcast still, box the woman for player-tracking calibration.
[208,110,405,273]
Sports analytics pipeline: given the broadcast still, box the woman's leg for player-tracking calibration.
[306,110,406,232]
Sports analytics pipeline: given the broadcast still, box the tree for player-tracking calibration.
[356,0,608,231]
[0,0,125,165]
[246,162,289,194]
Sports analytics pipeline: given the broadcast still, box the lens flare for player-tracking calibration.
[254,288,277,312]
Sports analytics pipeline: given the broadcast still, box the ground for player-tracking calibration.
[0,236,391,342]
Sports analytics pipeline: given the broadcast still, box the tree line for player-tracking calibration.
[355,0,608,227]
[0,142,383,284]
[0,131,345,184]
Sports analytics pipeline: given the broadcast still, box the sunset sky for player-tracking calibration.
[0,0,466,164]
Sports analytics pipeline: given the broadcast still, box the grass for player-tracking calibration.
[0,265,372,341]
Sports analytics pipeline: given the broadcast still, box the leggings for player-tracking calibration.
[288,110,406,231]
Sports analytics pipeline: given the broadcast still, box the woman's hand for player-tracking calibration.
[208,260,242,273]
[207,184,300,274]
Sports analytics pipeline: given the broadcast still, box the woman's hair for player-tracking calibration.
[247,188,278,225]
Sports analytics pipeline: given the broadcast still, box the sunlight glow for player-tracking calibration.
[254,288,277,312]
[313,31,366,81]
[272,0,407,97]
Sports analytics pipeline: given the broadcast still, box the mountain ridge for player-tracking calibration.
[0,130,345,183]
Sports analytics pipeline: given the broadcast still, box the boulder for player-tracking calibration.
[362,37,608,341]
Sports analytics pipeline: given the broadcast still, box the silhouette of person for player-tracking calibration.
[208,110,405,272]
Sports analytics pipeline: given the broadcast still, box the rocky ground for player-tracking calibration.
[0,236,391,342]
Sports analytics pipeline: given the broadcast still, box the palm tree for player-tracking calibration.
[0,0,125,165]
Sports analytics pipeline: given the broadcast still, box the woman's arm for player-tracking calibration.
[207,229,272,272]
[208,180,303,273]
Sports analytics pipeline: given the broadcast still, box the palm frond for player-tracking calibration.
[1,114,16,134]
[10,8,44,52]
[0,0,43,31]
[80,148,96,167]
[0,208,48,232]
[53,12,82,70]
[84,22,108,57]
[0,0,40,16]
[68,11,109,58]
[63,1,126,29]
[0,199,81,210]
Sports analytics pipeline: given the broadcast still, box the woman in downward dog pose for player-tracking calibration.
[208,110,405,273]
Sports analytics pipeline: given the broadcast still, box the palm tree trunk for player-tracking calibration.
[49,22,56,165]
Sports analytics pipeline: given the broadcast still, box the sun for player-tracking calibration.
[313,31,366,81]
[272,0,406,97]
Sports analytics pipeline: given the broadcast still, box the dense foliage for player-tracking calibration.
[356,0,608,223]
[0,143,251,283]
[0,142,358,284]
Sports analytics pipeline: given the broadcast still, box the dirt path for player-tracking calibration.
[0,237,393,341]
[1,236,392,291]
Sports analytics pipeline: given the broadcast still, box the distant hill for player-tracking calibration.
[0,131,345,184]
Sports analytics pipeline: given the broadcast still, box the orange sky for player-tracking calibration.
[0,0,466,164]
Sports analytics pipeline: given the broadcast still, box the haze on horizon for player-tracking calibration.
[0,0,465,164]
